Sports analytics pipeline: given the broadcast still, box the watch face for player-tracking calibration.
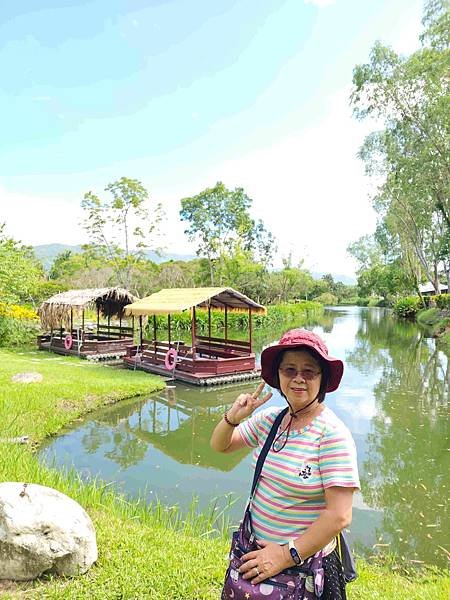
[289,546,301,565]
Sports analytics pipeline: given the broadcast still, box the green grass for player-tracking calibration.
[417,307,443,328]
[1,349,449,598]
[417,309,450,354]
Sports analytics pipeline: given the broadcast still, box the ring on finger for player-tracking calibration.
[254,566,259,576]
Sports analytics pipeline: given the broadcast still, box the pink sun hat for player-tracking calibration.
[260,328,344,392]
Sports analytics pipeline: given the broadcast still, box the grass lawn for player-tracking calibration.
[0,349,449,599]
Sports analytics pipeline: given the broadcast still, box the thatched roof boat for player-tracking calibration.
[38,287,136,330]
[123,287,266,316]
[123,287,266,385]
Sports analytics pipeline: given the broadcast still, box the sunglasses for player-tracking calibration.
[278,366,321,380]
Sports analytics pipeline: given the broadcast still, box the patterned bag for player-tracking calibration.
[221,408,324,600]
[221,507,324,600]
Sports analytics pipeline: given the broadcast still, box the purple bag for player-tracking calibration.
[221,508,324,600]
[221,408,324,600]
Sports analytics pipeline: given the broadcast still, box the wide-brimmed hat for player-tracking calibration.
[260,328,344,392]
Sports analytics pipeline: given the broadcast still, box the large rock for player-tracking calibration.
[0,482,97,581]
[11,373,43,384]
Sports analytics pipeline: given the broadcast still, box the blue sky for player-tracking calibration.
[0,0,424,276]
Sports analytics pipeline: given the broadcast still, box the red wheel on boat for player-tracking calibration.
[164,348,178,370]
[64,334,73,350]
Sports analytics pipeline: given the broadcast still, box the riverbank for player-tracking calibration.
[416,308,450,352]
[1,349,449,599]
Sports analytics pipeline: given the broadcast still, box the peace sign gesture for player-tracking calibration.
[227,381,273,425]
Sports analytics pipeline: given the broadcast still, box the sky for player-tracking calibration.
[0,0,425,278]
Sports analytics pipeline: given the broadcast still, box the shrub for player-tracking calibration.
[393,296,421,319]
[0,302,38,320]
[144,301,324,334]
[0,315,40,347]
[356,297,369,306]
[314,293,338,305]
[416,308,442,327]
[432,294,450,310]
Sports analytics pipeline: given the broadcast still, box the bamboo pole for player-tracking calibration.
[249,308,253,353]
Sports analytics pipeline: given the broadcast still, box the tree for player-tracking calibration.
[81,177,164,289]
[179,182,275,284]
[350,0,450,292]
[0,224,44,304]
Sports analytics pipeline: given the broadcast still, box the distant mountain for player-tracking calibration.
[33,244,356,284]
[33,244,196,270]
[311,271,356,285]
[33,244,83,270]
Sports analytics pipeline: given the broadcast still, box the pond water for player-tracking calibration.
[39,307,449,568]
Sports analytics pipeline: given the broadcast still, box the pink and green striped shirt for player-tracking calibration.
[238,406,360,545]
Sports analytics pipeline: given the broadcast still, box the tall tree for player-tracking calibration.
[81,177,164,289]
[350,0,450,292]
[179,182,275,285]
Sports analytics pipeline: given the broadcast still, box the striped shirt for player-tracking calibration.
[238,405,360,545]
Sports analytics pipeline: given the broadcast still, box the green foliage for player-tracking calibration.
[145,301,324,334]
[81,177,164,290]
[180,182,275,284]
[393,296,422,319]
[0,316,40,347]
[314,292,338,305]
[350,0,450,295]
[416,307,443,327]
[0,224,45,304]
[432,293,450,309]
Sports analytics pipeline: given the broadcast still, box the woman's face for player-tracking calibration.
[278,350,322,409]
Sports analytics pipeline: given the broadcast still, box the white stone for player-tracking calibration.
[0,482,97,581]
[10,372,43,384]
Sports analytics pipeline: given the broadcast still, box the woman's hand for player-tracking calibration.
[227,381,272,425]
[239,540,291,584]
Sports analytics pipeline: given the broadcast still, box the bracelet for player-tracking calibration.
[224,411,239,427]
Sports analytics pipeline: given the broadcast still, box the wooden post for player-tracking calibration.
[249,308,253,353]
[70,308,73,334]
[81,309,85,333]
[96,306,100,335]
[168,315,171,346]
[191,306,196,359]
[139,316,143,346]
[208,303,211,348]
[119,313,122,338]
[108,313,111,338]
[153,315,157,355]
[224,306,228,346]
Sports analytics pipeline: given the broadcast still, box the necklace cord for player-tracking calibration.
[272,395,320,453]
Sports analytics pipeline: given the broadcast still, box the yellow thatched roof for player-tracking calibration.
[124,287,266,316]
[38,287,136,330]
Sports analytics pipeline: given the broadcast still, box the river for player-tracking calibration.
[39,307,449,568]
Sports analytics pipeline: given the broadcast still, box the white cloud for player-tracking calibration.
[0,85,376,277]
[0,186,88,247]
[196,86,376,276]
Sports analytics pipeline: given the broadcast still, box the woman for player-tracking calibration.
[210,328,359,600]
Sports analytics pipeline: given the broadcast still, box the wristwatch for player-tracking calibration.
[288,540,304,566]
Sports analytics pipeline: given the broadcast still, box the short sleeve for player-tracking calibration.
[238,407,279,448]
[318,422,360,489]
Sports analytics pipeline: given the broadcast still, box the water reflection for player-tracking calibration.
[346,308,449,566]
[39,308,449,567]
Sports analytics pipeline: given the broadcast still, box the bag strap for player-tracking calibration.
[249,406,289,500]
